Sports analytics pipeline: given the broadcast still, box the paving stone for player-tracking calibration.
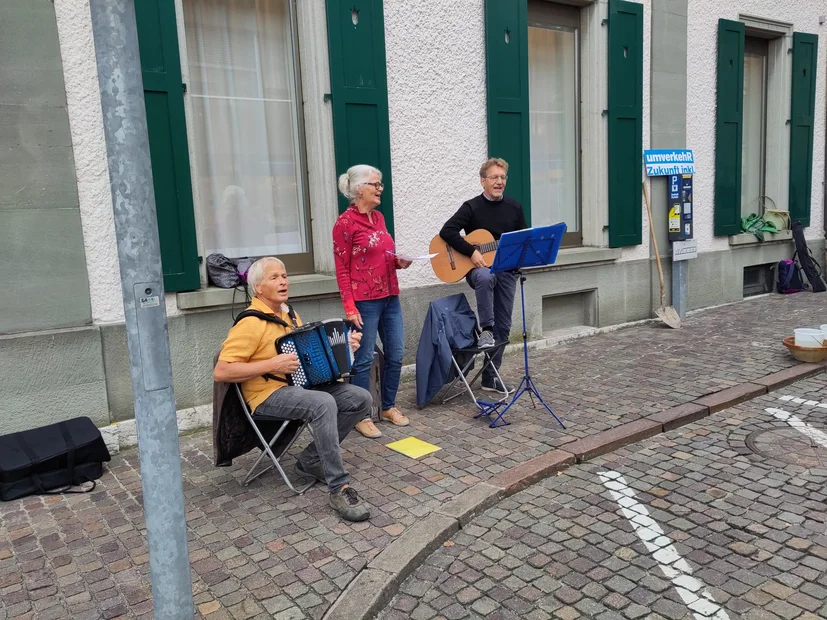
[5,295,827,620]
[646,403,710,432]
[694,383,768,413]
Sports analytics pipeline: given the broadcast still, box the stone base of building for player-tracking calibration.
[3,239,823,435]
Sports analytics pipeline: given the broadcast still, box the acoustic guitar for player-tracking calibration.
[429,229,498,283]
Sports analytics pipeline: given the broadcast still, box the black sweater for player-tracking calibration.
[439,194,527,257]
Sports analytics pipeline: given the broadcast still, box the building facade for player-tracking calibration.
[2,0,825,434]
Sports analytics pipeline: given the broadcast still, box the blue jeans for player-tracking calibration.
[254,382,370,493]
[350,296,404,414]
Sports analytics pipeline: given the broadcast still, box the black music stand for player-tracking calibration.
[474,224,567,428]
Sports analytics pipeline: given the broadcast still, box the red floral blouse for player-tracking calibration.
[332,205,401,316]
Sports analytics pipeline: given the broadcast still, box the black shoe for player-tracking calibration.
[295,460,326,484]
[329,486,370,522]
[477,330,496,348]
[481,377,514,395]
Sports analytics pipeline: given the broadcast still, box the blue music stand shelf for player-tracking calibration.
[474,223,568,429]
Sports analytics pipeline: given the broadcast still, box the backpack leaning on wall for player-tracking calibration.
[776,259,806,294]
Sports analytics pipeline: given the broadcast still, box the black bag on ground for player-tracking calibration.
[791,221,826,292]
[348,345,385,422]
[368,345,384,422]
[0,417,111,501]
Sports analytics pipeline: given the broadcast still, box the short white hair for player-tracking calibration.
[247,257,285,293]
[337,165,382,201]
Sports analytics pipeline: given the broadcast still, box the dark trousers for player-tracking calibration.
[466,267,517,381]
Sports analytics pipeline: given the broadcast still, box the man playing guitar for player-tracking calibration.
[439,157,526,395]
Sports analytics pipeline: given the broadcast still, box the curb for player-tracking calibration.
[324,362,827,620]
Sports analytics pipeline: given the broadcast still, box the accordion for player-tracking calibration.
[275,319,353,388]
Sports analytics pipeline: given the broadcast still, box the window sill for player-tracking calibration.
[176,273,339,310]
[524,246,622,273]
[729,230,793,247]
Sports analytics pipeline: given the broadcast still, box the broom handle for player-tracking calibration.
[642,182,666,306]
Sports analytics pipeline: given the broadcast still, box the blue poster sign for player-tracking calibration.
[644,149,695,176]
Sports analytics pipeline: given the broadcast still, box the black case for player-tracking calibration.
[0,417,111,501]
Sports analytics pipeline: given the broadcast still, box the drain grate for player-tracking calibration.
[745,428,827,468]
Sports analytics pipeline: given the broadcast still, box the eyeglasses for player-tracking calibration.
[484,175,508,182]
[365,182,384,190]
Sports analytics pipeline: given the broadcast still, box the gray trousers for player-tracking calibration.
[254,382,371,493]
[466,267,518,381]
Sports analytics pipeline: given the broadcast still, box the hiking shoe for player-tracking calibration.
[481,377,515,395]
[477,330,495,348]
[381,407,409,426]
[329,486,370,522]
[355,418,382,438]
[295,459,326,484]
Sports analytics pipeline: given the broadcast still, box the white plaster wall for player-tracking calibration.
[53,0,123,324]
[688,0,826,254]
[384,0,490,289]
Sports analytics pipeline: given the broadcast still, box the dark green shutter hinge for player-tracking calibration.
[602,18,608,26]
[603,225,610,231]
[323,93,332,102]
[198,255,203,264]
[182,83,187,93]
[602,109,609,116]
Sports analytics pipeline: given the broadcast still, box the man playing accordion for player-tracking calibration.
[213,257,371,522]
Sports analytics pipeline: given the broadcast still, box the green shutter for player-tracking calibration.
[789,32,818,227]
[326,1,394,237]
[607,0,643,248]
[714,19,745,236]
[484,0,531,223]
[135,0,200,292]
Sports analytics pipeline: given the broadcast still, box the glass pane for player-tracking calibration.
[183,0,308,258]
[741,52,766,217]
[528,26,579,232]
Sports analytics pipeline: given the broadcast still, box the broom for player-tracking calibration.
[643,181,681,329]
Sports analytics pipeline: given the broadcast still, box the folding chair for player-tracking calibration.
[441,335,509,410]
[235,385,315,494]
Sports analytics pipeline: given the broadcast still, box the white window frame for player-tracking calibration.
[739,14,794,216]
[174,0,339,286]
[528,0,584,247]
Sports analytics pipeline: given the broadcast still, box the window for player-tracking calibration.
[741,37,768,217]
[182,0,313,273]
[527,1,581,247]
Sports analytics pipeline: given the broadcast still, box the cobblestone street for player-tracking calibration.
[1,294,827,619]
[380,377,827,620]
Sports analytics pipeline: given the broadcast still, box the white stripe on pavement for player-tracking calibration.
[765,408,827,449]
[599,471,730,620]
[778,395,827,409]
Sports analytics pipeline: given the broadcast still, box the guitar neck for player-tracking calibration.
[474,240,499,254]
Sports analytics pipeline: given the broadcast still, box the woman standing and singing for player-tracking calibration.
[332,165,412,439]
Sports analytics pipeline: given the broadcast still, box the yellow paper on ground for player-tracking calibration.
[385,437,441,459]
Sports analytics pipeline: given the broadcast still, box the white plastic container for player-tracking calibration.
[795,328,825,348]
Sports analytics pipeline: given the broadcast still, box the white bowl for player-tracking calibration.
[795,328,825,348]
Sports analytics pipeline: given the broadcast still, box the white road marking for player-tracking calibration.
[765,408,827,449]
[779,395,827,409]
[599,471,730,620]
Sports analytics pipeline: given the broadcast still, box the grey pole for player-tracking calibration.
[89,0,194,617]
[672,257,687,320]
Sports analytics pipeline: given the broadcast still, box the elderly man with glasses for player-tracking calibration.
[439,157,527,396]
